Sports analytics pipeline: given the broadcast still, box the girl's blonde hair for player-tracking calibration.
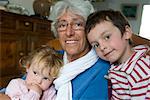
[20,45,63,78]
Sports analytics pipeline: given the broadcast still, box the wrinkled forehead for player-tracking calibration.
[57,9,85,22]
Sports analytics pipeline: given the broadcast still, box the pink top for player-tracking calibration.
[5,78,56,100]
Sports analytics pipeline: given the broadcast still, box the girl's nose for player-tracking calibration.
[36,77,42,84]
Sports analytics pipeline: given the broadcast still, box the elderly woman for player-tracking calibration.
[49,0,110,100]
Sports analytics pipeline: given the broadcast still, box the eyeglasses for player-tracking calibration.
[55,19,85,32]
[91,42,100,49]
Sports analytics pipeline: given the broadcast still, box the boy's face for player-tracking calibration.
[87,21,132,64]
[25,63,54,91]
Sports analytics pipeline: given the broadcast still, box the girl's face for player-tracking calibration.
[25,63,54,91]
[56,11,90,61]
[87,21,132,64]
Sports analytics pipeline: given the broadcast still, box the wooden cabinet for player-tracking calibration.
[0,10,58,88]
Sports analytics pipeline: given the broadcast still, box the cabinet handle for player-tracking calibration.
[19,52,24,56]
[24,22,30,26]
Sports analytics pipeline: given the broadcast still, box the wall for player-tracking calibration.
[92,0,150,35]
[9,0,35,15]
[9,0,150,35]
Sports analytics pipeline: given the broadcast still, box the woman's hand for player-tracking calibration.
[0,93,11,100]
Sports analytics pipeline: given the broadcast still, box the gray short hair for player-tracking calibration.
[49,0,94,37]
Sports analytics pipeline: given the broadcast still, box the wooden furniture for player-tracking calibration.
[0,10,148,89]
[47,39,62,50]
[0,10,61,88]
[132,34,150,47]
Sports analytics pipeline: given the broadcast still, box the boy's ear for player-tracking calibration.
[124,25,133,39]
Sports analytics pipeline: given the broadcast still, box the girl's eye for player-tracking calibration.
[91,42,99,48]
[43,77,49,80]
[33,71,38,75]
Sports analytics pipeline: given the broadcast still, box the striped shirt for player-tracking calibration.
[108,45,150,100]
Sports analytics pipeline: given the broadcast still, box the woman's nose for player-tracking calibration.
[66,24,75,36]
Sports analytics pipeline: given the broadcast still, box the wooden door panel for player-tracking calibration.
[0,35,26,87]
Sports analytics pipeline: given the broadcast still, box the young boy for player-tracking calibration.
[85,10,150,99]
[5,45,63,100]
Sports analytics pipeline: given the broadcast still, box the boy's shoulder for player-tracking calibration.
[117,45,149,75]
[126,46,150,85]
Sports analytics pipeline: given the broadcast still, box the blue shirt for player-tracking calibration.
[72,58,110,100]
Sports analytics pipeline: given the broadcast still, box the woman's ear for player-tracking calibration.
[124,25,133,39]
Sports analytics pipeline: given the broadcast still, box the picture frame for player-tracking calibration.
[0,0,9,6]
[121,4,138,19]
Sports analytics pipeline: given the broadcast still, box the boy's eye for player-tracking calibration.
[91,42,100,48]
[104,35,110,41]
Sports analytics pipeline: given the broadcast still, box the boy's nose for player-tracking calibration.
[100,44,106,51]
[98,41,107,51]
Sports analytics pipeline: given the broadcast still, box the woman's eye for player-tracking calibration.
[75,22,82,26]
[74,22,84,27]
[58,23,67,28]
[57,20,68,28]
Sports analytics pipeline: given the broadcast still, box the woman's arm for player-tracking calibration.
[0,93,10,100]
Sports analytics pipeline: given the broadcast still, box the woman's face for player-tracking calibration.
[56,11,90,61]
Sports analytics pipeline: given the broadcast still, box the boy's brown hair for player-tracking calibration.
[85,9,130,36]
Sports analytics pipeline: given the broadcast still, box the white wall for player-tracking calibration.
[9,0,35,15]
